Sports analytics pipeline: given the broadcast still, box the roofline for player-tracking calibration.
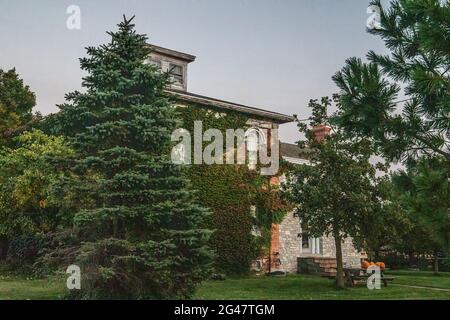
[148,44,196,63]
[166,89,295,124]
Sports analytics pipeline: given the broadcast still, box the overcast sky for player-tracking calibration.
[0,0,391,143]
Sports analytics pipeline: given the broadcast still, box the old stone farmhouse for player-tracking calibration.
[147,44,365,275]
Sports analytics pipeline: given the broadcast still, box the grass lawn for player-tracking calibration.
[194,272,450,300]
[0,274,66,300]
[0,270,448,300]
[388,270,450,290]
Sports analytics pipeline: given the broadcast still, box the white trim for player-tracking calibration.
[315,238,321,254]
[282,156,310,165]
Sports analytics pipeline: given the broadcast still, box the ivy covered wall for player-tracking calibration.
[176,103,261,275]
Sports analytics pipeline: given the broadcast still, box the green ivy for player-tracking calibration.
[176,103,288,275]
[176,104,252,274]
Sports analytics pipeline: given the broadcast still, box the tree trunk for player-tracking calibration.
[112,220,119,238]
[374,249,380,262]
[433,251,439,275]
[334,232,345,289]
[408,251,415,267]
[0,237,8,260]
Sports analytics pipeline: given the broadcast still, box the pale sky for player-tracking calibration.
[0,0,391,143]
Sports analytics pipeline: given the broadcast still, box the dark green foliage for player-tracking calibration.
[32,229,81,277]
[391,157,449,273]
[351,176,411,261]
[332,0,450,162]
[53,17,213,299]
[5,234,45,274]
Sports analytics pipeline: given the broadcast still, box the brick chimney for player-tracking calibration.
[311,124,331,142]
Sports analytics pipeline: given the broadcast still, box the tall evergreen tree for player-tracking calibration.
[332,0,449,163]
[53,16,212,299]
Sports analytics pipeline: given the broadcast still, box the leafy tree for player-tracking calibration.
[0,130,74,260]
[392,157,449,274]
[284,98,380,288]
[332,0,449,162]
[52,17,212,299]
[0,68,35,142]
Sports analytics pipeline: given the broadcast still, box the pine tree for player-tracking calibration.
[332,0,449,163]
[54,16,212,299]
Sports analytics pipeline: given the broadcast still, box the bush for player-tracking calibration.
[5,234,45,275]
[66,239,141,300]
[438,256,450,272]
[33,230,81,277]
[380,252,449,272]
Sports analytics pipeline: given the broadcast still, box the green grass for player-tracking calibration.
[0,270,448,300]
[194,272,450,300]
[388,270,450,289]
[0,274,65,300]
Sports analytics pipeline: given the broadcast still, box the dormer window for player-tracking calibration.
[170,64,184,85]
[147,44,195,91]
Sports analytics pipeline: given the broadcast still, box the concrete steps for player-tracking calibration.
[298,257,337,277]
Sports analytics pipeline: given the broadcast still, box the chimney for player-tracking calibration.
[312,124,331,143]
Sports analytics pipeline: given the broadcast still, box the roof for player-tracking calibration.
[280,142,312,164]
[148,44,196,63]
[167,89,295,124]
[280,142,304,158]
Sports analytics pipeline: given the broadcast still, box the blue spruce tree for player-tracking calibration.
[55,16,212,299]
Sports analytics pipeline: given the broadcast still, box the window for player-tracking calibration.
[170,64,183,85]
[301,222,310,250]
[148,59,161,69]
[301,232,310,249]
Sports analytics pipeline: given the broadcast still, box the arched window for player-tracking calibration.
[245,127,267,151]
[245,128,267,170]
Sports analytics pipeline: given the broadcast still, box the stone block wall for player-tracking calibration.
[321,235,362,268]
[276,212,364,272]
[278,212,301,272]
